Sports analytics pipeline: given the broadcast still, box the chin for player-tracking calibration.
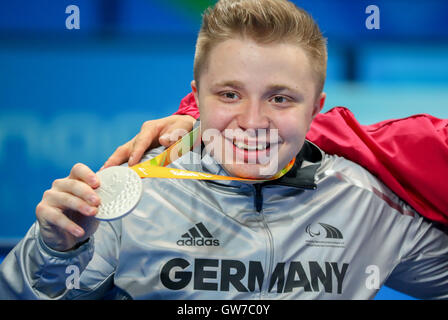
[223,163,277,180]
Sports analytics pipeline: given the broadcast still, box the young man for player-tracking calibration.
[0,0,447,299]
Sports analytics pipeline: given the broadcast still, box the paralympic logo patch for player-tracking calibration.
[305,222,345,248]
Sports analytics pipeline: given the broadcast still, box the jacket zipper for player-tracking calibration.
[254,184,274,297]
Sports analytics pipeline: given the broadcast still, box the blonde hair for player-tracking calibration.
[193,0,328,94]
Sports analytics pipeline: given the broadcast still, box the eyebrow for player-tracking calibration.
[266,84,300,93]
[211,80,245,90]
[212,81,300,93]
[264,84,304,100]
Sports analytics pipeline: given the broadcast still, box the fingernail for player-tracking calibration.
[89,195,99,205]
[129,155,134,164]
[73,227,83,237]
[90,175,98,185]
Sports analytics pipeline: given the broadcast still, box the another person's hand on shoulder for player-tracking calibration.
[102,115,196,168]
[36,163,101,252]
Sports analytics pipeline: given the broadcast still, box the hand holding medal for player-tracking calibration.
[36,163,102,252]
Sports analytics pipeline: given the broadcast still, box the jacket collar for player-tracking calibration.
[262,140,321,190]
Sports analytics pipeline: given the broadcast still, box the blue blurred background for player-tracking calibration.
[0,0,447,300]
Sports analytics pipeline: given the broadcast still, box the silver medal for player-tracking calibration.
[94,166,142,221]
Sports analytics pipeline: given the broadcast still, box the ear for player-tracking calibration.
[312,92,326,119]
[191,80,200,108]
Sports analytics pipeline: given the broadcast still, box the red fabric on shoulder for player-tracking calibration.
[173,92,200,119]
[176,92,448,224]
[307,107,448,225]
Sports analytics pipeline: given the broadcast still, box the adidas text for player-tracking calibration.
[177,238,220,246]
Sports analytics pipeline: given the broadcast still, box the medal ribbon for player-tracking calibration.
[130,126,295,181]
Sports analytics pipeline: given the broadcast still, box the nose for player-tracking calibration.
[237,99,270,131]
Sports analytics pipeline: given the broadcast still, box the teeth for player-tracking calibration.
[235,141,246,149]
[233,141,268,151]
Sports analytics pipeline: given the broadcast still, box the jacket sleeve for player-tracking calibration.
[0,220,121,299]
[385,218,448,299]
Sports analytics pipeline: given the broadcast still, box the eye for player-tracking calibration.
[220,91,239,101]
[270,95,289,104]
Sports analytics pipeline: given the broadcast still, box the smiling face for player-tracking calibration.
[193,37,326,179]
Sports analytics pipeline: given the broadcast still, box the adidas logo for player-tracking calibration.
[176,222,220,247]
